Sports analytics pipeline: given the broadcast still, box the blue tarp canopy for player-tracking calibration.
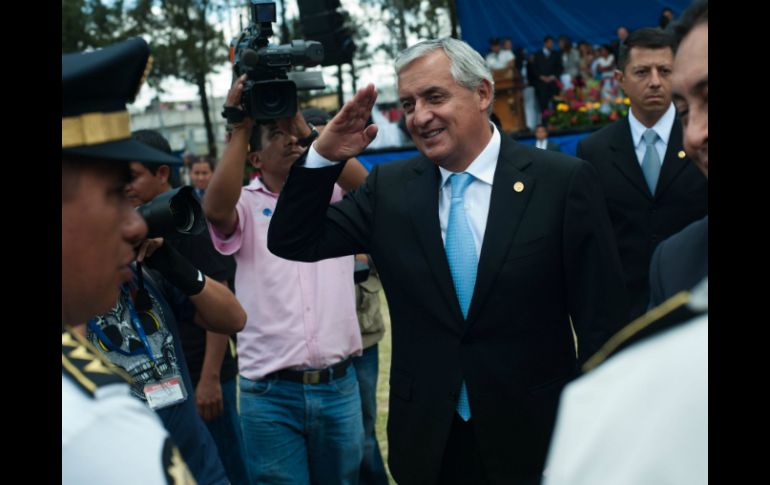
[455,0,691,55]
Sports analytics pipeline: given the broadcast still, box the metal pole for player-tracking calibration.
[337,64,344,108]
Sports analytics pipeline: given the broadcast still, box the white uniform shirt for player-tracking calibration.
[62,376,193,484]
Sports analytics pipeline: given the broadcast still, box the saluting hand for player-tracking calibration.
[314,83,379,162]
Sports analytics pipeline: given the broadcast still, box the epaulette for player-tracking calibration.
[62,326,133,397]
[582,279,708,373]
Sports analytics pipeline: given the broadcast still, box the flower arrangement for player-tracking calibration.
[542,84,630,131]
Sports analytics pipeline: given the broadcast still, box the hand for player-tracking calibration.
[195,376,224,421]
[135,237,164,263]
[314,83,379,161]
[225,74,248,108]
[276,109,312,140]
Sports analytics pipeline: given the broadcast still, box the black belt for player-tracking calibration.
[266,358,352,385]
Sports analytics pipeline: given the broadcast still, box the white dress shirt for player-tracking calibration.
[305,124,502,260]
[628,103,676,167]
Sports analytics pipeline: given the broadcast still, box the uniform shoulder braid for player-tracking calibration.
[62,326,133,397]
[582,278,708,373]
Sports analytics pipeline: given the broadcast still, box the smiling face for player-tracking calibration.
[398,49,493,172]
[672,23,708,177]
[617,46,674,127]
[62,161,147,325]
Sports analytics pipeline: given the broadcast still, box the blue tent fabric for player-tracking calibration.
[356,131,592,169]
[515,132,589,158]
[455,0,691,55]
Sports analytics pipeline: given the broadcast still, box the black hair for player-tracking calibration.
[617,27,675,72]
[193,156,216,171]
[131,129,172,175]
[129,129,180,187]
[248,123,264,153]
[670,0,708,51]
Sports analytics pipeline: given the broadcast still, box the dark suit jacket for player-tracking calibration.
[576,117,708,321]
[649,216,708,308]
[546,140,561,152]
[268,136,628,484]
[532,49,563,78]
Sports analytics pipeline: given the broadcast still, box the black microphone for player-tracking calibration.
[241,48,259,72]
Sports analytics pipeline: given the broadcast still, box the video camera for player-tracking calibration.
[230,0,325,120]
[137,186,207,239]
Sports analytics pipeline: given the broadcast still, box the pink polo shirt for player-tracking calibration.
[209,177,361,380]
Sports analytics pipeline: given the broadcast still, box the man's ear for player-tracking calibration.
[614,68,624,84]
[477,78,493,113]
[157,164,171,184]
[247,152,261,170]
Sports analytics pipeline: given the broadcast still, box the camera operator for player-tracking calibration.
[127,129,251,485]
[86,135,247,485]
[202,75,368,484]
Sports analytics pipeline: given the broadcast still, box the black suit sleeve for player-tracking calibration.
[563,161,628,361]
[268,161,377,261]
[575,139,586,160]
[648,240,667,309]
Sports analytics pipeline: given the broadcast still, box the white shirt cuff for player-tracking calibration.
[305,143,337,168]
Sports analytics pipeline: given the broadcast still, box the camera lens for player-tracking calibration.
[260,90,285,115]
[169,197,195,233]
[250,79,297,119]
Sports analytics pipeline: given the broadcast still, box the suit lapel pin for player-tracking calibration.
[678,150,686,159]
[513,181,524,193]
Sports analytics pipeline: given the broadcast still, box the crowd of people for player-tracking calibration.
[62,1,707,483]
[482,6,679,130]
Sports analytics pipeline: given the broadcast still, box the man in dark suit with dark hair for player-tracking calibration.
[534,124,561,152]
[649,0,709,307]
[545,7,709,482]
[266,37,627,484]
[576,27,707,322]
[532,35,563,112]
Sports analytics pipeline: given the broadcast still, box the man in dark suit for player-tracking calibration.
[546,7,710,482]
[576,27,707,321]
[265,38,627,484]
[532,36,563,112]
[534,124,561,152]
[649,2,709,308]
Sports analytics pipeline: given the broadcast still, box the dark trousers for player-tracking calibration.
[352,344,390,485]
[437,414,490,485]
[204,377,252,485]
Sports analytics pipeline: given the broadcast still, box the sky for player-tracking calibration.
[130,0,413,112]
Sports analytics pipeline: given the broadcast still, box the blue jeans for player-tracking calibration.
[352,345,390,485]
[203,377,252,485]
[239,365,364,484]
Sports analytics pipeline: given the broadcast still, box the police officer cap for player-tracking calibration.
[62,37,180,165]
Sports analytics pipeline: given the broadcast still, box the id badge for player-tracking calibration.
[143,374,187,410]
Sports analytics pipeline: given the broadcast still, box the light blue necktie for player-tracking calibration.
[641,128,662,195]
[445,172,477,422]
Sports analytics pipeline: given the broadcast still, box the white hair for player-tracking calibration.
[395,37,495,114]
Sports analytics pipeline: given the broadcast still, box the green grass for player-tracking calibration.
[374,291,397,484]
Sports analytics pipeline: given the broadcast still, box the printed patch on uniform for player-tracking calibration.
[262,208,273,217]
[162,438,196,484]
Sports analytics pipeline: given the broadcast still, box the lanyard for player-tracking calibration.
[87,279,163,378]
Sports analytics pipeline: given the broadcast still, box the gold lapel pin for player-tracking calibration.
[678,150,686,159]
[513,181,524,193]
